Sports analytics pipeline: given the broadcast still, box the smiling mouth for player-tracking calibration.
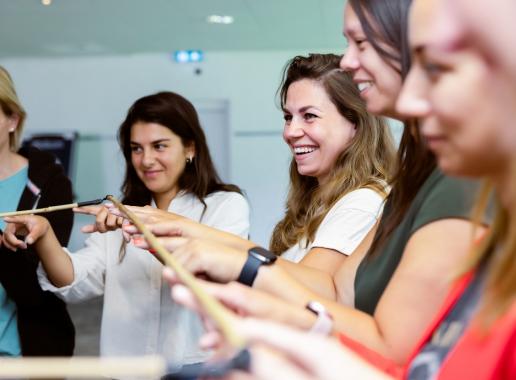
[357,82,373,93]
[293,146,317,155]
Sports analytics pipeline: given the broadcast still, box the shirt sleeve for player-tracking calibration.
[37,231,112,303]
[312,189,385,255]
[411,174,480,235]
[201,192,250,238]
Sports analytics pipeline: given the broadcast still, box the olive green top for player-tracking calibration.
[354,169,481,315]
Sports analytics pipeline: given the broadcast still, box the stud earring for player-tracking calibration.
[9,127,15,133]
[186,156,193,164]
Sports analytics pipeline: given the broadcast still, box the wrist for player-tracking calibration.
[237,246,277,287]
[305,301,334,335]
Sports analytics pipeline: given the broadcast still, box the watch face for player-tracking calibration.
[249,247,277,264]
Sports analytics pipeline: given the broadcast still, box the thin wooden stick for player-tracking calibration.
[107,195,247,349]
[0,198,106,218]
[0,355,165,379]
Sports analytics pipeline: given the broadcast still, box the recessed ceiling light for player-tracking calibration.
[41,0,52,5]
[206,15,234,24]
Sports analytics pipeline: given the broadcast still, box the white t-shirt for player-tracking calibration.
[38,191,249,372]
[281,188,384,263]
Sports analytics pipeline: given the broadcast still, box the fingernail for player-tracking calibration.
[148,248,156,255]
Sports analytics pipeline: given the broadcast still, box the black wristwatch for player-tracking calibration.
[237,246,277,287]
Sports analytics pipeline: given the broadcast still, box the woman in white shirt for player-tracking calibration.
[2,91,249,372]
[122,54,395,302]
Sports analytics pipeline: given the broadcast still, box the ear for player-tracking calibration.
[7,114,20,132]
[185,141,196,159]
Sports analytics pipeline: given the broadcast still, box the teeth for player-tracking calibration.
[358,82,372,92]
[294,146,317,155]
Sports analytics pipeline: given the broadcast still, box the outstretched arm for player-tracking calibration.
[3,215,74,287]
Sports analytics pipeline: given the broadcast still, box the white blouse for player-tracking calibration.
[281,188,384,263]
[38,191,249,372]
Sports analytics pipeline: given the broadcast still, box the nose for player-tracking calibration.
[141,148,156,167]
[283,118,305,142]
[396,67,431,118]
[340,45,360,72]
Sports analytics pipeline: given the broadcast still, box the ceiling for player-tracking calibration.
[0,0,347,58]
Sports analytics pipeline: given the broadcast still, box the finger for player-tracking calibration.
[3,226,26,250]
[73,205,103,216]
[162,267,180,285]
[131,235,150,250]
[95,207,109,233]
[150,223,184,237]
[81,224,98,233]
[249,346,316,380]
[162,237,189,251]
[105,213,121,230]
[122,224,139,235]
[198,330,223,350]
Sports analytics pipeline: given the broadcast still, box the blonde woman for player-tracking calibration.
[0,66,74,356]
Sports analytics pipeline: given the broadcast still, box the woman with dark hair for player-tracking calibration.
[2,91,249,370]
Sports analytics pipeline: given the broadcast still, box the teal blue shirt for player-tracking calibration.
[0,165,28,356]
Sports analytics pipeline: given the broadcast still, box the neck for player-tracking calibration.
[153,187,179,210]
[0,146,25,180]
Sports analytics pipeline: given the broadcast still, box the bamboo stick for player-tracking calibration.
[0,355,165,379]
[0,198,106,218]
[106,195,246,349]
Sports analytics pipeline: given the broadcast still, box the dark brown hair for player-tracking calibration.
[118,91,242,208]
[348,0,437,256]
[269,54,395,254]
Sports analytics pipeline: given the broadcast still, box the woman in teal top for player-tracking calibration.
[0,166,27,356]
[0,66,75,356]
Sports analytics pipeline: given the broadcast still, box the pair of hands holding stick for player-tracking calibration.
[1,197,374,380]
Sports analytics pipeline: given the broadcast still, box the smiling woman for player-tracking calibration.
[1,91,250,372]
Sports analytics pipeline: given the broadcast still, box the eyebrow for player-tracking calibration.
[130,138,171,145]
[283,105,321,114]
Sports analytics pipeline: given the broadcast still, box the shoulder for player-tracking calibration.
[331,188,385,215]
[410,169,481,234]
[204,191,249,209]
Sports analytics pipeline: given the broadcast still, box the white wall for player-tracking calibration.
[1,51,318,245]
[1,50,402,246]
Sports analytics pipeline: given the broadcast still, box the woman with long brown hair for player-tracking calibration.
[121,54,395,304]
[182,0,516,377]
[2,91,249,371]
[137,0,484,366]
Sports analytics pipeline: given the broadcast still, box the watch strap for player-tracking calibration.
[236,253,262,287]
[306,301,334,335]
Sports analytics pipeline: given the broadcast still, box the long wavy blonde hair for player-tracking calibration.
[270,54,396,255]
[468,173,516,327]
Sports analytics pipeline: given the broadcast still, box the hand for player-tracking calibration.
[73,204,126,234]
[2,215,50,251]
[135,237,247,283]
[163,268,315,349]
[230,319,389,380]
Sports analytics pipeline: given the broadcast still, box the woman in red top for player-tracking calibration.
[160,0,516,378]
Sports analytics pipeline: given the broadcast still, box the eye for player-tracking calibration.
[283,114,292,122]
[422,61,447,82]
[355,38,368,51]
[154,143,167,151]
[303,113,318,121]
[130,145,142,153]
